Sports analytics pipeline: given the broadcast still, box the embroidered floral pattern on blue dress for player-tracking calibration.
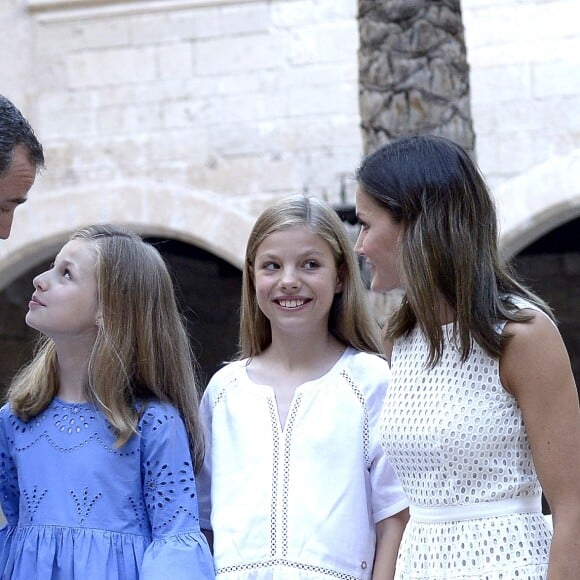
[0,398,215,580]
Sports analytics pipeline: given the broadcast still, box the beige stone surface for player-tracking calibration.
[0,0,577,267]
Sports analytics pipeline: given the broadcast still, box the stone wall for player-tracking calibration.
[0,0,578,242]
[11,0,364,216]
[462,0,580,190]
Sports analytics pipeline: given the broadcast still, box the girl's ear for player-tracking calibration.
[335,264,345,294]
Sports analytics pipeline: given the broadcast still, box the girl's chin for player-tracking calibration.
[24,313,38,330]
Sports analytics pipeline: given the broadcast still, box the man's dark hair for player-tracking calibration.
[0,94,44,176]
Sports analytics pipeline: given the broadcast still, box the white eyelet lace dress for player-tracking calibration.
[381,317,552,579]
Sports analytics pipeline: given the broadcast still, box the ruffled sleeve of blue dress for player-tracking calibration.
[138,401,215,578]
[0,399,215,580]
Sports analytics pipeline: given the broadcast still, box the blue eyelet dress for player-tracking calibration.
[0,398,215,580]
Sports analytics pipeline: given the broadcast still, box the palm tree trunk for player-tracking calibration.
[358,0,475,155]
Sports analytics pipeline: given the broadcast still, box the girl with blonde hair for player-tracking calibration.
[198,194,409,579]
[0,224,215,579]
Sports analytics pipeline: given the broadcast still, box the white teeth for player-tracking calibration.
[279,299,305,308]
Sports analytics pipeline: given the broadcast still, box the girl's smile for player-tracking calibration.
[275,297,308,309]
[253,225,342,332]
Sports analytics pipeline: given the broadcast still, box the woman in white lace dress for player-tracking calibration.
[353,134,580,579]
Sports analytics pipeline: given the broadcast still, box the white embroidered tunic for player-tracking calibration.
[381,304,552,579]
[198,348,408,580]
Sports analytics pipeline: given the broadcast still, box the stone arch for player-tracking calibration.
[497,150,580,258]
[0,181,254,289]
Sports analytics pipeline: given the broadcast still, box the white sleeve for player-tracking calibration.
[197,386,214,531]
[351,353,409,522]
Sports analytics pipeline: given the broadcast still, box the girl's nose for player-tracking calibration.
[33,272,48,290]
[280,269,300,290]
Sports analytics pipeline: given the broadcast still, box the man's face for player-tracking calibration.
[0,144,37,239]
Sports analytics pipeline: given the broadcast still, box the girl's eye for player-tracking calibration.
[63,269,72,279]
[262,262,279,271]
[304,260,319,269]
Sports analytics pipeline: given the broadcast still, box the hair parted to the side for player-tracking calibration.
[356,134,553,366]
[239,193,382,358]
[0,94,44,175]
[8,224,205,471]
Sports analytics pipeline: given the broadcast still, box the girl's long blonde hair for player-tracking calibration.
[239,193,382,358]
[9,225,205,471]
